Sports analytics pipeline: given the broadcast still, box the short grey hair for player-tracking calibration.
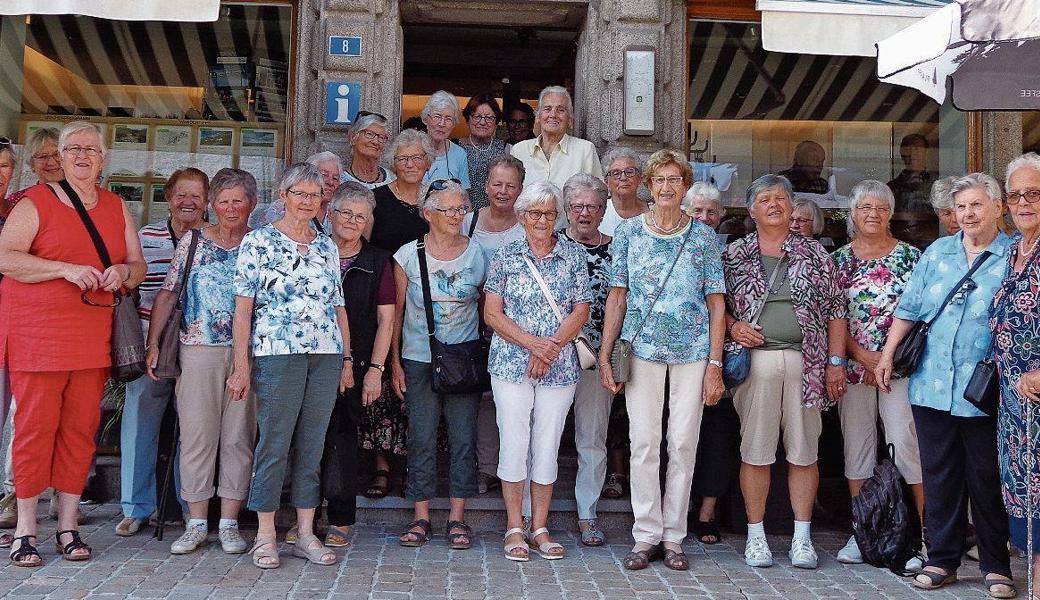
[209,168,258,204]
[420,90,460,122]
[562,173,608,208]
[419,179,468,211]
[307,151,342,172]
[538,85,573,113]
[792,198,826,236]
[951,172,1003,205]
[58,121,106,158]
[514,181,565,216]
[278,162,323,194]
[1006,152,1040,189]
[745,174,793,210]
[930,175,957,212]
[331,181,376,213]
[600,146,642,174]
[24,127,59,167]
[846,180,894,237]
[384,128,436,165]
[348,113,389,142]
[487,155,525,183]
[682,181,722,213]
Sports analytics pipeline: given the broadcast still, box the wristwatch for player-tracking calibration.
[708,359,723,369]
[368,362,385,373]
[342,355,353,363]
[827,355,847,367]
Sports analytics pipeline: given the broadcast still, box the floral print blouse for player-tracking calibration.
[234,224,344,357]
[560,231,611,351]
[485,236,592,387]
[724,232,847,410]
[161,232,240,346]
[832,241,921,384]
[610,218,725,364]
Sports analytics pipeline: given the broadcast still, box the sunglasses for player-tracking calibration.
[357,110,388,122]
[81,290,122,308]
[423,178,462,203]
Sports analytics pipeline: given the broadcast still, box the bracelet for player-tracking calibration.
[342,356,353,362]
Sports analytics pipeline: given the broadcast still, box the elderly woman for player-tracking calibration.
[116,167,209,538]
[0,121,146,566]
[263,151,342,231]
[791,197,835,250]
[144,168,256,555]
[485,181,589,561]
[2,128,62,215]
[599,149,725,571]
[685,182,731,245]
[930,175,960,236]
[0,142,13,546]
[876,173,1013,596]
[510,86,603,190]
[830,180,924,567]
[461,93,509,211]
[344,113,394,189]
[993,153,1040,593]
[724,174,847,570]
[599,147,645,236]
[390,180,485,549]
[420,91,470,189]
[229,163,353,569]
[367,129,434,254]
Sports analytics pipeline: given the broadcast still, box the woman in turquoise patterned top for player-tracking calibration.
[599,149,726,572]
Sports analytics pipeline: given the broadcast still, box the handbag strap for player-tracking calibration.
[415,237,437,350]
[628,219,695,341]
[467,207,480,238]
[174,229,202,309]
[53,180,112,268]
[926,249,992,326]
[522,255,565,324]
[749,253,788,326]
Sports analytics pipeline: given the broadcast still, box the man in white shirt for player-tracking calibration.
[511,86,604,190]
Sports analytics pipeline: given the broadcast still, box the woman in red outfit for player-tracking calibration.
[0,121,145,566]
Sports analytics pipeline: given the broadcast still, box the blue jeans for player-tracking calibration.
[403,358,479,501]
[120,375,186,519]
[248,354,339,513]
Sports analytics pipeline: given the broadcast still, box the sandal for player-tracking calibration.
[9,535,41,567]
[0,533,12,548]
[578,519,605,547]
[250,534,280,569]
[503,527,529,562]
[285,527,297,545]
[55,530,91,562]
[694,519,721,545]
[984,574,1017,599]
[912,568,957,590]
[364,469,391,499]
[446,520,473,550]
[623,545,661,570]
[529,527,564,560]
[663,547,690,571]
[601,473,627,499]
[398,519,431,547]
[324,525,351,548]
[292,533,336,565]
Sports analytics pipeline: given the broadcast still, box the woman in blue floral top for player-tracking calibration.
[228,164,353,570]
[485,181,590,562]
[830,180,924,568]
[600,150,726,572]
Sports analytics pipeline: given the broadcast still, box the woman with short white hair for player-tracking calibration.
[599,147,645,236]
[344,113,394,189]
[263,151,342,230]
[930,175,959,235]
[367,129,436,254]
[421,91,470,189]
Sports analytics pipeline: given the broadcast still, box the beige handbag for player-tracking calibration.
[522,255,597,370]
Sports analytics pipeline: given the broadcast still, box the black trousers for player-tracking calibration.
[320,391,362,526]
[693,396,741,499]
[912,405,1010,577]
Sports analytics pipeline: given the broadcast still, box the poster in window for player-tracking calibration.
[112,123,150,150]
[106,150,151,178]
[240,128,279,157]
[197,127,235,155]
[151,183,167,204]
[154,125,192,152]
[108,181,145,204]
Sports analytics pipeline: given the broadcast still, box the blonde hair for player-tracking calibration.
[641,149,692,189]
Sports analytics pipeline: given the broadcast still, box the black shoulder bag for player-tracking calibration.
[892,251,990,379]
[57,180,147,382]
[416,237,489,394]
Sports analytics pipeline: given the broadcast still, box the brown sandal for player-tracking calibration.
[622,545,661,570]
[55,530,91,562]
[398,519,431,547]
[663,548,690,571]
[446,520,472,550]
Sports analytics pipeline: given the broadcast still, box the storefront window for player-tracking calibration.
[0,2,292,224]
[689,20,969,248]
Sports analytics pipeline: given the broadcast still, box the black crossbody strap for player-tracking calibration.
[415,237,437,351]
[56,180,112,268]
[174,229,201,309]
[926,250,991,326]
[467,208,480,237]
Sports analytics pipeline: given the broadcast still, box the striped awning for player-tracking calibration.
[759,0,953,56]
[0,1,219,22]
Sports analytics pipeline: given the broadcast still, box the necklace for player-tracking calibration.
[348,162,380,184]
[1021,234,1040,259]
[389,181,418,207]
[567,228,604,247]
[648,210,687,235]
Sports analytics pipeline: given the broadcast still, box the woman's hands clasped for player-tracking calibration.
[525,335,561,381]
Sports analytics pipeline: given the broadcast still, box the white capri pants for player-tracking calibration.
[838,378,922,484]
[491,376,576,485]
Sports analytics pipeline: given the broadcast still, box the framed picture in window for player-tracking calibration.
[239,128,279,157]
[112,123,150,150]
[197,126,235,155]
[154,125,192,152]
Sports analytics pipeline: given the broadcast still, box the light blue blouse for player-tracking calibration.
[423,141,471,190]
[893,231,1012,417]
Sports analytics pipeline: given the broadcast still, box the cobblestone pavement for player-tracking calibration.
[0,503,1025,599]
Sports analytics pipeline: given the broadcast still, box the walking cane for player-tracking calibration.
[154,419,180,542]
[1026,390,1034,600]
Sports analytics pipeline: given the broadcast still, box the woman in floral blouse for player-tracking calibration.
[830,180,923,568]
[229,163,353,570]
[723,173,847,571]
[485,181,590,562]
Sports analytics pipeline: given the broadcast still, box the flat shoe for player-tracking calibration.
[250,534,280,569]
[912,569,957,590]
[292,533,336,565]
[114,517,145,537]
[663,547,690,570]
[0,533,12,548]
[578,519,605,547]
[985,575,1017,599]
[324,525,350,548]
[503,527,529,562]
[623,545,661,570]
[398,519,431,547]
[693,519,721,545]
[530,527,563,560]
[446,520,472,550]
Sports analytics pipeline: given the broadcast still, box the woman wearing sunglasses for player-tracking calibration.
[876,173,1014,597]
[0,121,146,566]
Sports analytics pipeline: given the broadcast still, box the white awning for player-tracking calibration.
[0,1,219,22]
[759,0,952,56]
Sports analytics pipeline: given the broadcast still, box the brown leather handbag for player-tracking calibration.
[152,229,201,379]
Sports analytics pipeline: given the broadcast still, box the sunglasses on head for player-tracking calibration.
[0,136,11,149]
[423,178,462,202]
[357,110,388,122]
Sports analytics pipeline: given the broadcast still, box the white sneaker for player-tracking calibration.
[745,536,773,567]
[219,527,248,554]
[837,536,863,564]
[789,537,818,569]
[170,525,208,554]
[905,554,924,572]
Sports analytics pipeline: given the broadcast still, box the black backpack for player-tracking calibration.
[851,445,923,576]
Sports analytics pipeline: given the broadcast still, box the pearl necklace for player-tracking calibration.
[1021,234,1040,259]
[649,210,687,235]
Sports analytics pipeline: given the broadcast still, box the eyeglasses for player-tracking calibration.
[357,130,389,144]
[525,209,558,222]
[649,176,684,186]
[357,110,387,121]
[469,114,498,124]
[507,119,530,127]
[430,206,470,217]
[607,167,640,180]
[332,208,369,224]
[951,279,978,305]
[790,217,814,225]
[62,145,102,157]
[423,178,462,204]
[32,151,61,162]
[286,188,322,202]
[568,203,601,214]
[393,154,426,165]
[81,290,121,308]
[427,114,456,126]
[855,204,892,214]
[1007,189,1040,205]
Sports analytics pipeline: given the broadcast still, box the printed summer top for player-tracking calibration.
[137,220,179,328]
[832,241,921,384]
[485,236,592,387]
[560,230,611,350]
[893,230,1011,417]
[610,217,725,364]
[234,224,345,357]
[161,230,240,346]
[394,238,486,364]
